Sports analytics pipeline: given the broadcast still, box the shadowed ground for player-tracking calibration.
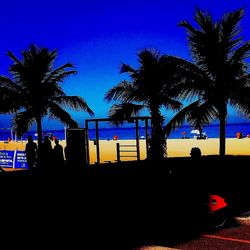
[0,156,249,249]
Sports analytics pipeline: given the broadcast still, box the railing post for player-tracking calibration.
[85,120,90,165]
[135,119,140,161]
[95,120,100,164]
[145,118,149,158]
[116,143,121,162]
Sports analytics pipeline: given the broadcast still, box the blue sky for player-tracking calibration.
[0,0,250,129]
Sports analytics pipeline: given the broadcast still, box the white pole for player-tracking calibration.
[13,150,17,169]
[10,129,13,141]
[64,126,67,141]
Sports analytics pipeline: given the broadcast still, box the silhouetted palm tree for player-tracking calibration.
[105,49,199,161]
[179,8,250,156]
[0,45,94,162]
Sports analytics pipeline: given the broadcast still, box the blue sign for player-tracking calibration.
[15,151,28,169]
[0,150,14,168]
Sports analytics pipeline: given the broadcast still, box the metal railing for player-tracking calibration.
[116,143,140,162]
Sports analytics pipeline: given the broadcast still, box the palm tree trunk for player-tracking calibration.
[219,104,227,156]
[149,107,166,161]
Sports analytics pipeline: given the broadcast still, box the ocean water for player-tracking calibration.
[0,123,250,141]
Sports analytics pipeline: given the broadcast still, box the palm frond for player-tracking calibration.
[138,49,160,67]
[194,8,214,33]
[44,64,76,83]
[53,96,94,116]
[46,70,77,85]
[108,103,144,126]
[48,102,79,128]
[187,100,219,128]
[164,100,219,137]
[181,8,222,75]
[41,82,66,97]
[0,76,22,93]
[0,92,22,113]
[7,51,21,64]
[221,8,244,51]
[178,20,197,34]
[120,64,137,75]
[229,42,250,70]
[162,98,183,111]
[160,55,209,101]
[229,87,250,117]
[104,81,135,102]
[12,111,35,137]
[230,100,250,118]
[164,100,200,137]
[0,77,24,113]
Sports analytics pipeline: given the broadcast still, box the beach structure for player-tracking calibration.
[85,117,151,164]
[65,128,87,168]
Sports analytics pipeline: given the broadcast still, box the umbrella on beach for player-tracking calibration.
[191,129,200,134]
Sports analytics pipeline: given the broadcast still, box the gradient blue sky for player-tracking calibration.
[0,0,250,129]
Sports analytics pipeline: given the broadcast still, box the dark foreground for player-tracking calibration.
[0,156,249,249]
[174,224,250,249]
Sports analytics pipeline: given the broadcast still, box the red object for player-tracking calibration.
[208,194,228,212]
[236,132,242,139]
[113,135,118,140]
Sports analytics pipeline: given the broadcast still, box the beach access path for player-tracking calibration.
[0,138,250,164]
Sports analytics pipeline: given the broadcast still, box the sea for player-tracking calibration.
[1,123,250,141]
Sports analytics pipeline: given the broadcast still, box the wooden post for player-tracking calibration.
[135,119,140,161]
[145,118,149,158]
[95,120,100,164]
[85,120,90,165]
[116,143,120,162]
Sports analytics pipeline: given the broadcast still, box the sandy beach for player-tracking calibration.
[1,138,250,165]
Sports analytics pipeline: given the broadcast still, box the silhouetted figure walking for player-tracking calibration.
[53,139,65,168]
[25,136,38,170]
[41,136,52,168]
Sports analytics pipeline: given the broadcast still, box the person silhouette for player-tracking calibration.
[53,139,65,167]
[25,135,38,170]
[41,136,53,167]
[190,147,202,159]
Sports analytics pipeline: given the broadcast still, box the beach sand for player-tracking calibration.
[0,138,250,165]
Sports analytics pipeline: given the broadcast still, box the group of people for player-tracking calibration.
[25,135,65,169]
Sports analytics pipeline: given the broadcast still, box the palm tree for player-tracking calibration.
[105,49,199,161]
[0,45,94,162]
[179,8,250,156]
